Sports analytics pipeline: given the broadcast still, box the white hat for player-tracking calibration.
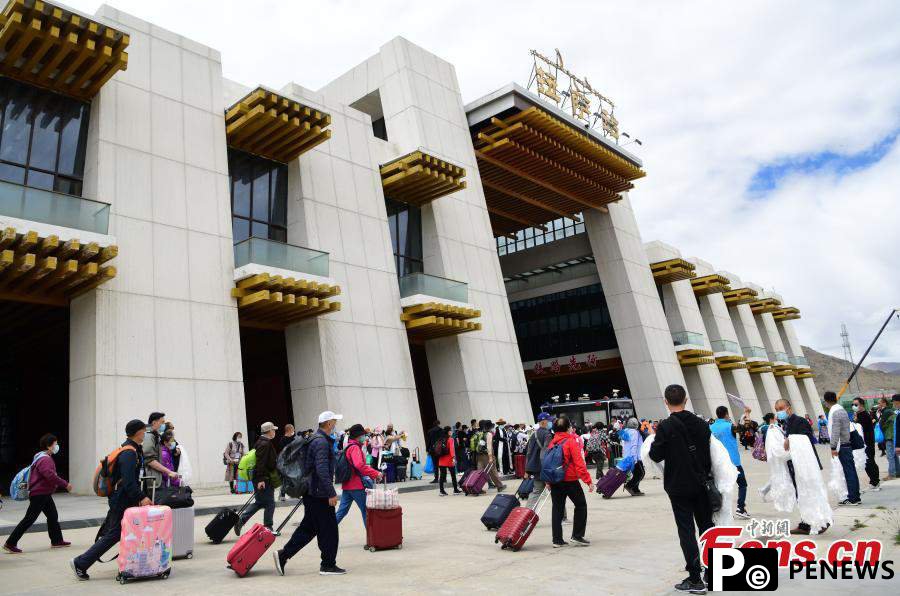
[318,411,343,424]
[260,421,278,433]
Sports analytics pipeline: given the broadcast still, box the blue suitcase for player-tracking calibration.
[410,461,424,480]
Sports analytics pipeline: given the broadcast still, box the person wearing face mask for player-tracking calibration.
[878,396,898,480]
[852,398,880,491]
[274,411,346,576]
[225,432,246,493]
[143,412,178,491]
[160,428,182,487]
[3,434,73,553]
[235,422,280,535]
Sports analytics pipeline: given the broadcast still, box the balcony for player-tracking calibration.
[710,339,740,354]
[791,356,809,367]
[672,331,705,347]
[768,351,790,364]
[0,181,117,305]
[399,273,481,341]
[231,237,340,329]
[0,180,110,235]
[741,345,768,360]
[380,150,466,208]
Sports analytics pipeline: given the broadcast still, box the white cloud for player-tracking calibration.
[68,0,900,361]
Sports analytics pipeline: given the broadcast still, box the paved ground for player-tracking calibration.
[1,446,897,595]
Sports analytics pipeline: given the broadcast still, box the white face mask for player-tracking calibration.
[852,405,859,412]
[52,444,60,455]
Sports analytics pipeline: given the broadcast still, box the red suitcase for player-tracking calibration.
[226,499,301,577]
[462,464,492,495]
[513,454,525,479]
[365,506,402,551]
[496,488,549,551]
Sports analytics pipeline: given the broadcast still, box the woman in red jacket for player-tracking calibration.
[547,417,594,548]
[437,427,461,496]
[335,424,382,528]
[4,434,72,553]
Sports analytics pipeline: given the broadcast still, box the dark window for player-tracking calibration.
[372,117,388,141]
[228,149,288,244]
[509,282,617,361]
[0,77,90,195]
[385,197,423,276]
[496,213,584,255]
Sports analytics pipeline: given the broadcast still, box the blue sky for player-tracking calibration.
[749,128,900,195]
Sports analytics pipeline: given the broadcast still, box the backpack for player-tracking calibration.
[334,444,356,484]
[92,446,137,497]
[540,438,568,483]
[277,435,314,498]
[10,453,47,501]
[237,449,256,480]
[586,431,603,454]
[470,431,488,454]
[433,437,448,457]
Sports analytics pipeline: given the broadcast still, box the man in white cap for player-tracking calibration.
[235,421,279,535]
[275,411,346,576]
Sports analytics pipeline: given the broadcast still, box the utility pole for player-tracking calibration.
[840,324,861,394]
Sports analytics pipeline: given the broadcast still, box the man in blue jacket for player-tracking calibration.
[71,419,151,580]
[274,411,345,576]
[710,406,749,519]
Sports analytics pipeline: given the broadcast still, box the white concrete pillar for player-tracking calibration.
[776,319,824,417]
[750,372,782,414]
[800,377,825,418]
[584,204,686,420]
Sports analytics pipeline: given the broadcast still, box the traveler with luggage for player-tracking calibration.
[620,417,646,496]
[335,424,382,526]
[543,416,593,547]
[142,412,178,491]
[524,412,553,507]
[278,424,298,501]
[70,420,150,580]
[426,420,443,484]
[224,432,245,494]
[709,406,748,517]
[274,411,346,576]
[852,398,881,491]
[4,433,72,553]
[648,384,714,594]
[436,426,461,496]
[473,420,506,492]
[235,422,280,535]
[878,396,898,480]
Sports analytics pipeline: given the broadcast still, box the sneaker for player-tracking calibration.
[552,541,568,548]
[570,536,590,547]
[439,491,448,497]
[561,518,571,524]
[3,543,22,554]
[273,550,286,576]
[234,520,244,536]
[735,508,751,519]
[624,486,638,496]
[674,577,707,594]
[319,565,347,575]
[70,558,90,581]
[453,489,462,495]
[839,499,862,506]
[867,485,881,492]
[279,495,286,502]
[51,541,72,548]
[496,485,507,492]
[791,525,810,535]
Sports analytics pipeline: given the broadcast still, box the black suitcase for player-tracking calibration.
[480,493,518,530]
[395,465,407,482]
[205,492,255,543]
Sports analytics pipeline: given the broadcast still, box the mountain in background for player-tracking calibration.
[868,362,900,374]
[803,346,899,396]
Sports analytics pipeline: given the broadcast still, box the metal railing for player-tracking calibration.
[790,355,809,367]
[0,179,110,234]
[233,237,329,277]
[399,272,468,303]
[672,331,705,347]
[710,339,740,354]
[741,345,768,359]
[768,351,790,364]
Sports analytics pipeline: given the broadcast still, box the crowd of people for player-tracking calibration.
[2,390,899,592]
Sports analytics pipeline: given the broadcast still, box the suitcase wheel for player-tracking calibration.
[185,552,193,559]
[366,546,375,552]
[494,537,499,543]
[397,543,402,550]
[162,569,171,579]
[512,546,521,552]
[116,573,126,585]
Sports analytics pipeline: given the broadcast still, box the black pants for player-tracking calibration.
[625,461,645,491]
[669,493,714,582]
[863,443,880,487]
[74,503,127,571]
[550,481,586,543]
[6,494,63,547]
[591,452,606,478]
[438,466,458,492]
[282,496,338,568]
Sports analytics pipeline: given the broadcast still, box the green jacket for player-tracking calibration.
[879,408,895,441]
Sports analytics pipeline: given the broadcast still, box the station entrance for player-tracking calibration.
[238,326,294,444]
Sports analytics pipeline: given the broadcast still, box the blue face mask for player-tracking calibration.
[776,411,788,421]
[158,423,167,434]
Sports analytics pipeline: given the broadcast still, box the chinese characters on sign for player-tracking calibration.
[527,48,620,141]
[531,353,605,376]
[746,518,791,539]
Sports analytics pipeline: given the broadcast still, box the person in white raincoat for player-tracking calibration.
[775,399,832,535]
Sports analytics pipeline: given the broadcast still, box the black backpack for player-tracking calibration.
[277,435,313,498]
[334,445,355,483]
[433,437,448,457]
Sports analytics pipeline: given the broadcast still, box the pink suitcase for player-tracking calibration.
[116,505,173,584]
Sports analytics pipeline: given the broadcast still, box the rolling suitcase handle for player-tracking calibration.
[235,489,259,518]
[530,486,550,515]
[274,498,303,535]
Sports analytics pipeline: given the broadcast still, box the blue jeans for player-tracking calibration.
[335,489,367,527]
[240,485,275,528]
[886,439,898,477]
[838,444,860,502]
[736,465,748,510]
